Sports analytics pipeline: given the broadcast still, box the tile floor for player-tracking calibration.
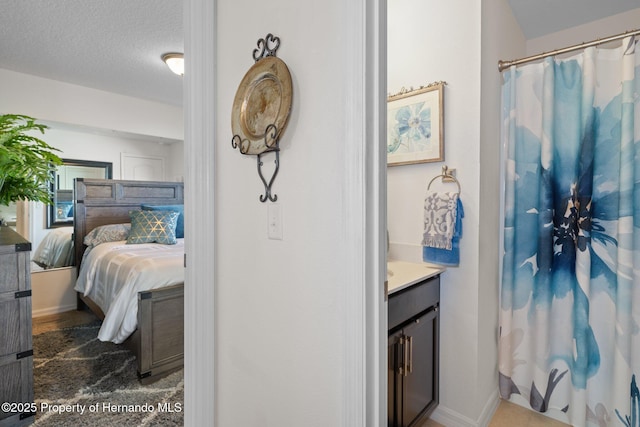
[420,400,570,427]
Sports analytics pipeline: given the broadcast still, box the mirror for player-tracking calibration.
[47,159,113,228]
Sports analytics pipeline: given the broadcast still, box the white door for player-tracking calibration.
[121,153,164,181]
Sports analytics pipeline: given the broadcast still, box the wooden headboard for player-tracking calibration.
[73,178,184,267]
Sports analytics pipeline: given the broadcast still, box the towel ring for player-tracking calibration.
[427,165,461,194]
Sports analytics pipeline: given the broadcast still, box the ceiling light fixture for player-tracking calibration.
[162,53,184,76]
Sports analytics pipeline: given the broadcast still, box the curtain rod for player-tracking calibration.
[498,28,640,72]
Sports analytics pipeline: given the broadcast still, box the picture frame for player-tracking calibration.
[387,81,445,166]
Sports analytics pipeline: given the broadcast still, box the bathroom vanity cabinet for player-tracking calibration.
[388,265,440,427]
[0,227,33,426]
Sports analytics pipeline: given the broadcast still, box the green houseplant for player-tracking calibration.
[0,114,62,206]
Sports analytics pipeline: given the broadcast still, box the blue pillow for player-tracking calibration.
[127,210,179,245]
[141,204,184,238]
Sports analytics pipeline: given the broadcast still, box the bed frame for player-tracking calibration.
[73,178,184,384]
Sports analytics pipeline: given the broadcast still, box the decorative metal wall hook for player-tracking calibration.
[258,152,279,202]
[253,33,281,62]
[257,141,280,203]
[231,34,292,202]
[233,124,281,202]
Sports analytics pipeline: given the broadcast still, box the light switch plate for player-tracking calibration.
[268,203,283,240]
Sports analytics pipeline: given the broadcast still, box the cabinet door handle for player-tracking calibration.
[406,335,413,375]
[398,335,407,377]
[402,335,410,377]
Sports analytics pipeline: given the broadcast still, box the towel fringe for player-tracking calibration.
[422,237,453,250]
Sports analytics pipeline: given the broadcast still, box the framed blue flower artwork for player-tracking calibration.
[387,81,445,166]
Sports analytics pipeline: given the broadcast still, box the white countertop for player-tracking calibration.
[387,260,445,295]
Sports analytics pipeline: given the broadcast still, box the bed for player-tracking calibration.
[32,226,74,269]
[73,178,185,383]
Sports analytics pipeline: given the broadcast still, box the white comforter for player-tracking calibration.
[33,227,74,268]
[75,239,184,344]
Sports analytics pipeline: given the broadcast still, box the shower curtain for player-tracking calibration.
[499,37,640,427]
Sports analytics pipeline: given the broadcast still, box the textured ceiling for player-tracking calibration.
[0,0,183,106]
[0,1,637,108]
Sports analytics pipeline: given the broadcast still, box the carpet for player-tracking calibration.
[32,321,184,426]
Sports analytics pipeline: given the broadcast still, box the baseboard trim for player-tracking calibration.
[430,405,478,427]
[32,303,77,318]
[429,389,500,427]
[477,389,500,427]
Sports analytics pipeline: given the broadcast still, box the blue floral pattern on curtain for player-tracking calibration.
[499,37,640,427]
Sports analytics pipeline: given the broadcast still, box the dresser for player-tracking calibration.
[0,227,34,427]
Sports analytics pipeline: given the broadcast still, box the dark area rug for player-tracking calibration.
[33,321,183,426]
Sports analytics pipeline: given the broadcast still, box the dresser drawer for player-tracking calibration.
[388,275,439,331]
[0,253,22,293]
[0,296,32,358]
[0,356,34,424]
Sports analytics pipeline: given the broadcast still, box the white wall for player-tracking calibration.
[388,0,523,424]
[388,0,482,423]
[167,141,185,182]
[44,127,180,180]
[0,68,183,141]
[31,267,77,317]
[203,0,383,425]
[0,68,184,249]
